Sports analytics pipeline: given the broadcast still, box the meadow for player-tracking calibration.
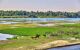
[0,23,80,50]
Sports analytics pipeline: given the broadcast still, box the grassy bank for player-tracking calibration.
[0,23,80,50]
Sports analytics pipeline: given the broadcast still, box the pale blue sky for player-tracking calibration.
[0,0,80,12]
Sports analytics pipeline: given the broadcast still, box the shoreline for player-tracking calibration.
[35,40,80,50]
[46,42,80,50]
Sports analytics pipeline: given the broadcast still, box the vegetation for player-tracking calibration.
[0,27,60,36]
[0,23,80,50]
[0,10,80,18]
[0,23,80,39]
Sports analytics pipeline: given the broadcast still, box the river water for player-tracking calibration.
[0,18,80,24]
[48,45,80,50]
[0,18,80,21]
[0,33,14,40]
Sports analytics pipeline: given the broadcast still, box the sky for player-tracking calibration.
[0,0,80,12]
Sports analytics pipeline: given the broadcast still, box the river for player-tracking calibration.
[48,45,80,50]
[0,18,80,21]
[0,33,14,40]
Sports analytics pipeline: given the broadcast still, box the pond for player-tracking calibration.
[0,33,14,40]
[48,45,80,50]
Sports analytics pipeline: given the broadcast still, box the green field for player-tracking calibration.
[0,23,80,37]
[0,23,80,50]
[0,27,60,36]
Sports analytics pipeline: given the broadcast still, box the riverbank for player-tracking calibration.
[35,40,80,50]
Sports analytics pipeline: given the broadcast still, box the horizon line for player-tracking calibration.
[0,9,80,12]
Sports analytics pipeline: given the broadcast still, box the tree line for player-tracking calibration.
[0,10,80,18]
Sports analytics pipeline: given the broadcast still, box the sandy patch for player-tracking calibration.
[36,40,69,50]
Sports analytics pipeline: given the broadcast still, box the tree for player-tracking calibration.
[0,10,80,18]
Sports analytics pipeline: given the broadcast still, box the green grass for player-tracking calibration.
[61,23,80,27]
[0,27,60,36]
[0,23,80,37]
[0,23,80,50]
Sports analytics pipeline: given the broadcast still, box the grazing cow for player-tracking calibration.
[31,34,40,39]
